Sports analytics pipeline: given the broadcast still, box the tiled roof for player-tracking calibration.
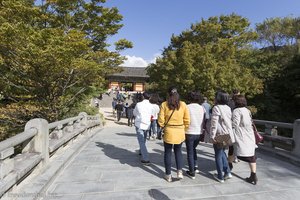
[110,67,149,78]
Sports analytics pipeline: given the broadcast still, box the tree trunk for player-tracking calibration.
[297,38,300,55]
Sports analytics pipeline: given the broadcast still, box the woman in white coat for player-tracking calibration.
[232,95,257,185]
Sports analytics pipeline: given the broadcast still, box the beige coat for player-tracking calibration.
[232,107,256,156]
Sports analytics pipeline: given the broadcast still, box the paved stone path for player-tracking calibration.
[8,107,300,200]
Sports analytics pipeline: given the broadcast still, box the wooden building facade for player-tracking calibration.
[106,67,149,92]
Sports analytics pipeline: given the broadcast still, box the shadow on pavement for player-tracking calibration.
[116,132,136,137]
[114,121,128,126]
[149,189,171,200]
[95,142,165,179]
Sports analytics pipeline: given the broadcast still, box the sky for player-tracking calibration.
[105,0,300,67]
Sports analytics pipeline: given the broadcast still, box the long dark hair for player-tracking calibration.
[215,90,229,105]
[234,95,247,108]
[149,93,159,104]
[167,86,180,110]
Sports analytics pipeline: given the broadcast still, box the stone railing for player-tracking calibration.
[254,119,300,160]
[0,112,102,197]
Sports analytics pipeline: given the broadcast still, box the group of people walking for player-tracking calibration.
[132,86,258,185]
[112,98,135,126]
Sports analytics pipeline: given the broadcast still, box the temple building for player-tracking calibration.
[106,67,149,92]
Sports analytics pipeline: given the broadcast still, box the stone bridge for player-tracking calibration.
[1,104,300,200]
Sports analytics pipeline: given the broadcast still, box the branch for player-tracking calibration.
[61,69,74,95]
[65,72,92,89]
[67,87,86,104]
[0,75,30,93]
[63,87,87,108]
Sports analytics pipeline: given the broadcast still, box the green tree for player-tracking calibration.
[147,14,262,100]
[256,16,300,52]
[0,0,131,140]
[251,16,300,122]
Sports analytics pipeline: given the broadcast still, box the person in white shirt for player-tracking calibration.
[133,92,153,165]
[185,91,206,179]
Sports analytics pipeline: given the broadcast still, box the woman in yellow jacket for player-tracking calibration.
[158,86,190,182]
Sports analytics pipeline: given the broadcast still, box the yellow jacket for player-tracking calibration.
[158,101,190,144]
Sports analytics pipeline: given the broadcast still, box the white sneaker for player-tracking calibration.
[164,174,172,182]
[224,173,233,180]
[177,170,183,179]
[150,136,156,140]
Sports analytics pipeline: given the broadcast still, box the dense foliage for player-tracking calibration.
[147,14,300,123]
[147,14,263,100]
[251,17,300,122]
[0,0,132,140]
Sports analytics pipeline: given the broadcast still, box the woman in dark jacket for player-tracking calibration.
[127,102,136,126]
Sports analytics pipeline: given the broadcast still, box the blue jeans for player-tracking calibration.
[150,120,157,136]
[164,142,183,175]
[213,144,231,180]
[136,127,149,161]
[185,134,200,173]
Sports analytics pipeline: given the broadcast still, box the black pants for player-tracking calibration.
[117,111,122,121]
[128,117,134,126]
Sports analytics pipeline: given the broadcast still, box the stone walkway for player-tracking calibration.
[7,107,300,200]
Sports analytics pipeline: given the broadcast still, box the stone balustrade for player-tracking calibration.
[253,119,300,160]
[0,112,102,197]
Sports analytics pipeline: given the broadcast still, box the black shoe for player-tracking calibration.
[229,163,233,171]
[141,160,151,165]
[245,172,257,185]
[186,171,195,179]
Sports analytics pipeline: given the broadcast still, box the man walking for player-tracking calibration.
[133,92,153,165]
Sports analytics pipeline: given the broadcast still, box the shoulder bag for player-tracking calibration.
[158,109,175,137]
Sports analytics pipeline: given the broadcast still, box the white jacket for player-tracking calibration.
[232,107,256,156]
[133,99,153,130]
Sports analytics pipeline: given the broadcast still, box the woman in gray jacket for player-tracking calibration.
[232,95,257,185]
[210,90,235,183]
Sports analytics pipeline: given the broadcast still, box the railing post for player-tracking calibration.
[292,119,300,157]
[23,119,49,164]
[79,112,88,127]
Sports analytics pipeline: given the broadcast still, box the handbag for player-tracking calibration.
[252,122,263,144]
[249,111,263,144]
[215,134,232,148]
[158,109,175,136]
